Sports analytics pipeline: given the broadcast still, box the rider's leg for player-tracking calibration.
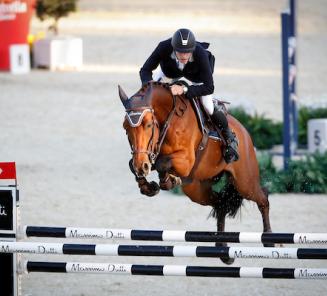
[154,67,186,85]
[153,67,173,83]
[201,95,239,163]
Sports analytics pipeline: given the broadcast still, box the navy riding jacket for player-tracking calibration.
[139,38,214,99]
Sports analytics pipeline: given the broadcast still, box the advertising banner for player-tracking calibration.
[0,0,35,70]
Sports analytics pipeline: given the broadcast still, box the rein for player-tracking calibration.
[152,95,177,163]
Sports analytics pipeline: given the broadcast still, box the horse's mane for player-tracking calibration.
[127,81,172,110]
[132,81,171,98]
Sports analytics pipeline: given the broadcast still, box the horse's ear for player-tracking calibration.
[118,85,129,108]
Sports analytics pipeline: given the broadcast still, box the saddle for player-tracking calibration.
[178,97,230,181]
[171,80,228,142]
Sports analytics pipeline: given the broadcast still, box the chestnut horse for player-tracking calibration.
[119,81,272,264]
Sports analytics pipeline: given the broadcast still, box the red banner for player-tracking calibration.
[0,0,35,70]
[0,162,16,180]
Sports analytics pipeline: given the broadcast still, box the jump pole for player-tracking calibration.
[2,161,327,296]
[1,241,327,260]
[21,261,327,280]
[24,225,327,245]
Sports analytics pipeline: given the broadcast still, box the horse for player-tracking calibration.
[119,81,272,264]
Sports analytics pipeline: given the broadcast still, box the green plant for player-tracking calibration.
[35,0,78,34]
[229,107,282,149]
[298,106,327,146]
[258,152,327,194]
[281,153,327,193]
[212,173,228,193]
[257,153,278,193]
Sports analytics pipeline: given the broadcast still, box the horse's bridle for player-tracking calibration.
[125,107,158,164]
[125,95,177,165]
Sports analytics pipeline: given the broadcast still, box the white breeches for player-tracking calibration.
[153,67,214,115]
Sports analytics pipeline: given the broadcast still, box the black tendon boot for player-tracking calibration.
[210,107,239,163]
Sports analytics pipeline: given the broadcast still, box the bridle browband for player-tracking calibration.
[125,95,177,165]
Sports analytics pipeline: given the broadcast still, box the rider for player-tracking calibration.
[139,28,239,163]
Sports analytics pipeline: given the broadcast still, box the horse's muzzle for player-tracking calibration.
[133,160,151,177]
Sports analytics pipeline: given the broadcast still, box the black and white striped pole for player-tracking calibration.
[20,261,327,280]
[1,241,327,260]
[24,226,327,245]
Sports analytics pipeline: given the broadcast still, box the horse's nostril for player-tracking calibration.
[142,162,150,174]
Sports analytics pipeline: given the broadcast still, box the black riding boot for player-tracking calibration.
[210,107,239,163]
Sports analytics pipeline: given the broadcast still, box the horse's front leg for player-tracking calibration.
[137,177,160,196]
[129,159,160,197]
[158,172,182,190]
[155,151,193,190]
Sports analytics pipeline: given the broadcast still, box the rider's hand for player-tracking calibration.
[170,85,184,95]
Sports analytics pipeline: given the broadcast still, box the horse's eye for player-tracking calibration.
[145,123,153,129]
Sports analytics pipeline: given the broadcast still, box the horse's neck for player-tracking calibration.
[151,86,198,137]
[152,88,174,124]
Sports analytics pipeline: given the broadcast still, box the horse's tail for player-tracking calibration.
[210,180,243,219]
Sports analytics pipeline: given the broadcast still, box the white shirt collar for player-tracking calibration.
[171,51,193,70]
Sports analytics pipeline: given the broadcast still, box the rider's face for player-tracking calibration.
[175,52,192,64]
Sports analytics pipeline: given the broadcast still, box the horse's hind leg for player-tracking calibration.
[229,165,273,247]
[253,186,273,247]
[259,187,272,233]
[214,203,235,265]
[182,180,235,265]
[211,182,243,265]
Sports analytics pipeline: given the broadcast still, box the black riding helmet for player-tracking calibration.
[171,28,196,53]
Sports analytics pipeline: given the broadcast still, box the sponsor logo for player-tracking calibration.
[232,250,293,259]
[0,204,7,216]
[70,263,128,273]
[0,244,59,254]
[0,0,27,21]
[298,235,327,244]
[0,0,27,13]
[68,229,126,239]
[105,230,126,239]
[298,269,327,279]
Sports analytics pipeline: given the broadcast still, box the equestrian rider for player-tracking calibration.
[139,28,239,163]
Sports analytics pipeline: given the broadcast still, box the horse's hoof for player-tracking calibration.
[172,175,182,186]
[160,175,182,190]
[159,179,173,190]
[149,181,160,195]
[140,181,160,197]
[215,242,235,265]
[220,257,235,265]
